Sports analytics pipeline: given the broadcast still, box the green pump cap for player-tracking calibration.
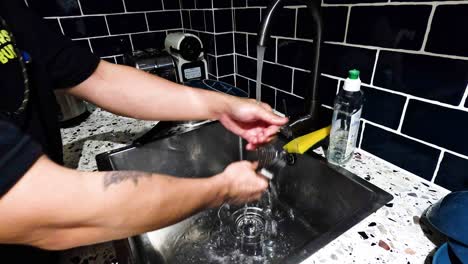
[348,69,360,80]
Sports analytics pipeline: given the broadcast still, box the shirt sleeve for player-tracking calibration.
[4,2,100,89]
[0,121,42,197]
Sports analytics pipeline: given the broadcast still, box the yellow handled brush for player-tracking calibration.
[283,125,331,154]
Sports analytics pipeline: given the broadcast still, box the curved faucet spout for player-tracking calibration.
[257,0,323,135]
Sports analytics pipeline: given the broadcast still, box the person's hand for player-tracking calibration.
[214,161,269,206]
[218,97,288,150]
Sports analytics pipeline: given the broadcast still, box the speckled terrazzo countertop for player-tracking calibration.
[59,108,450,264]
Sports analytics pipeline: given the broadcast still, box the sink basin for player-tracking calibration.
[96,121,392,264]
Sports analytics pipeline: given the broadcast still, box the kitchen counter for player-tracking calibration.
[59,108,449,264]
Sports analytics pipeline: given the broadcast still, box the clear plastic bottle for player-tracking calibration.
[327,69,364,165]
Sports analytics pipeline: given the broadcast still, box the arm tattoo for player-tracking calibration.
[103,171,152,190]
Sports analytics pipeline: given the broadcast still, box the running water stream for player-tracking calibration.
[230,44,281,260]
[256,45,266,102]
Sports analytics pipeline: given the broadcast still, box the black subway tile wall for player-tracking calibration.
[361,124,440,180]
[80,0,125,14]
[374,51,468,105]
[402,100,468,156]
[106,13,148,34]
[147,11,182,30]
[426,5,468,57]
[60,17,109,39]
[27,0,81,17]
[435,153,468,191]
[360,86,406,130]
[31,0,468,190]
[27,0,184,62]
[230,0,468,190]
[321,44,376,84]
[131,32,167,50]
[347,5,432,50]
[182,1,236,80]
[125,0,163,12]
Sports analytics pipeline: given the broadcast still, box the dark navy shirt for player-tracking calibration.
[0,1,99,195]
[0,2,99,262]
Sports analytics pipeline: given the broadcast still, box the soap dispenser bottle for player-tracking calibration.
[327,69,364,165]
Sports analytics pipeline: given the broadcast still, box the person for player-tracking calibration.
[0,1,288,262]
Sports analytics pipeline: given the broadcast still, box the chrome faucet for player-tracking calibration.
[257,0,323,137]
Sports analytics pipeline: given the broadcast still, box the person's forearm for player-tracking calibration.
[0,156,226,250]
[69,60,233,121]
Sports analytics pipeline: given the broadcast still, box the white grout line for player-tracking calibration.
[397,97,410,132]
[230,38,236,78]
[77,0,84,16]
[358,121,366,149]
[259,7,262,22]
[421,4,437,51]
[104,16,111,35]
[459,84,468,107]
[24,0,28,7]
[245,33,249,56]
[322,1,464,7]
[121,0,127,12]
[161,0,165,10]
[45,8,185,19]
[211,8,217,37]
[129,34,135,51]
[294,9,298,39]
[87,39,94,53]
[202,10,207,31]
[370,49,380,85]
[430,150,445,183]
[235,30,313,43]
[56,18,65,35]
[291,70,295,93]
[178,0,184,29]
[212,12,218,60]
[323,41,468,61]
[218,73,235,79]
[273,35,314,43]
[144,13,150,31]
[215,53,235,58]
[275,38,278,63]
[187,10,192,29]
[343,6,351,43]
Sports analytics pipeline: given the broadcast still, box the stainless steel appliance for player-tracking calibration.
[165,33,208,83]
[54,90,90,128]
[123,49,178,83]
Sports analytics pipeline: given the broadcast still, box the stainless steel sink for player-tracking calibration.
[97,121,392,264]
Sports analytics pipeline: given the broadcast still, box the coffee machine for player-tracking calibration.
[123,49,178,83]
[165,33,208,83]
